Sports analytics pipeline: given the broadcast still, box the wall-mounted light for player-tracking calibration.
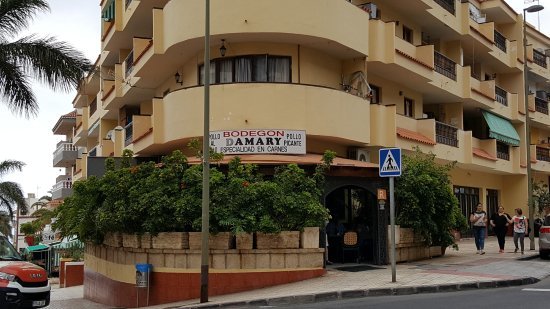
[174,72,183,85]
[220,39,227,57]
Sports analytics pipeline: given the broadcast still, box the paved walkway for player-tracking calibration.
[46,236,550,309]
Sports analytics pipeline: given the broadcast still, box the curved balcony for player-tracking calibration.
[145,83,370,152]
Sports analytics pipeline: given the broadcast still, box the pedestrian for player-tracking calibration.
[508,208,528,254]
[489,206,511,253]
[470,203,487,255]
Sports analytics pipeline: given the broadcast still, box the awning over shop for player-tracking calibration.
[481,111,520,146]
[24,244,49,253]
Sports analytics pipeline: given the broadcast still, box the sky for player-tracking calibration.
[0,0,548,199]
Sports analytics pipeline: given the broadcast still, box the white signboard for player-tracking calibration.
[210,129,306,155]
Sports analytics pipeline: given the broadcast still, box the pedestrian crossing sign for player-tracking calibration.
[379,148,401,177]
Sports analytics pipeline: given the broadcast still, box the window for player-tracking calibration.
[404,97,414,118]
[454,186,480,238]
[403,26,413,44]
[370,85,380,104]
[199,55,291,85]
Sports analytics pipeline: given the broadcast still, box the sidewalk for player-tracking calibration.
[47,236,550,309]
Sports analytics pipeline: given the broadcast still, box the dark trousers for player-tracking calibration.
[494,227,506,250]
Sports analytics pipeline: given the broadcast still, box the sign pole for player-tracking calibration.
[389,176,396,282]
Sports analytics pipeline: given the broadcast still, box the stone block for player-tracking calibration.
[241,254,256,269]
[212,253,226,269]
[122,234,141,248]
[284,253,299,268]
[187,253,201,269]
[164,254,176,268]
[300,227,320,248]
[135,252,147,264]
[226,253,241,269]
[125,251,135,265]
[270,254,285,269]
[256,254,270,268]
[148,253,165,268]
[174,254,187,269]
[257,231,300,249]
[298,253,323,268]
[152,232,188,249]
[236,233,253,249]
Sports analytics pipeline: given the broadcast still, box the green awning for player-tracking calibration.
[24,244,49,252]
[481,111,520,146]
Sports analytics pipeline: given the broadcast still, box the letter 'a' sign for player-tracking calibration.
[379,148,401,177]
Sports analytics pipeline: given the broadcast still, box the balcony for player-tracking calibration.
[434,0,455,15]
[51,177,72,200]
[434,51,456,81]
[124,121,133,146]
[536,146,550,162]
[496,142,510,161]
[436,121,458,147]
[52,141,77,168]
[495,86,508,107]
[124,49,134,77]
[533,49,547,69]
[494,30,506,53]
[155,83,371,147]
[535,96,549,115]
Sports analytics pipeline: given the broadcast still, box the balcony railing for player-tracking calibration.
[125,121,133,146]
[436,121,458,147]
[125,0,133,9]
[434,51,457,81]
[533,49,547,68]
[495,86,508,106]
[537,146,550,162]
[434,0,455,15]
[90,98,97,116]
[125,50,134,77]
[535,96,549,115]
[494,30,506,52]
[53,180,72,190]
[89,147,97,157]
[497,142,510,161]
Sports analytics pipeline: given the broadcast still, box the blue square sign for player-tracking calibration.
[379,148,401,177]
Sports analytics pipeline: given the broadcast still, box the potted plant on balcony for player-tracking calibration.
[20,221,40,246]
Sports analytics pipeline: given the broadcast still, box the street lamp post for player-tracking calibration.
[200,0,211,303]
[523,4,544,251]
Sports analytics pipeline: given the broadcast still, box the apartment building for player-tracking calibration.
[50,0,550,303]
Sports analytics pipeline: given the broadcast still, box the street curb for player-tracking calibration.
[178,277,541,308]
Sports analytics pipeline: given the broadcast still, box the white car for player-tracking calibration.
[540,216,550,259]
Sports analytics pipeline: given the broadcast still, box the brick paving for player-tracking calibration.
[45,236,550,309]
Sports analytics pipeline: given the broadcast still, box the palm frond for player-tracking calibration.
[0,211,13,238]
[0,0,48,38]
[0,160,25,177]
[0,51,37,116]
[4,35,91,91]
[0,181,26,218]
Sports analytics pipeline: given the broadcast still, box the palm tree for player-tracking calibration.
[0,160,27,219]
[0,0,91,117]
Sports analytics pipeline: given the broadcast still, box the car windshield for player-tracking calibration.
[0,236,22,260]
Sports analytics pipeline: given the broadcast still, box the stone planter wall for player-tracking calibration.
[85,230,325,308]
[256,231,300,249]
[387,225,443,263]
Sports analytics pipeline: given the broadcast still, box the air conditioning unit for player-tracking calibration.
[348,148,370,162]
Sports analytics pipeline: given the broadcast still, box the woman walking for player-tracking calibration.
[509,208,528,254]
[470,203,487,255]
[490,206,511,253]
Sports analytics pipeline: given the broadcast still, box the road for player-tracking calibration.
[254,275,550,309]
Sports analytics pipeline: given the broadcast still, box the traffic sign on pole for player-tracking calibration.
[379,148,401,177]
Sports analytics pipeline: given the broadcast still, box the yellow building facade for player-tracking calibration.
[60,0,550,230]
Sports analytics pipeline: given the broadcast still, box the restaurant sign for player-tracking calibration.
[210,129,306,155]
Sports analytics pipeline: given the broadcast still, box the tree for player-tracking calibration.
[396,148,468,249]
[0,211,12,238]
[0,160,26,219]
[0,0,91,117]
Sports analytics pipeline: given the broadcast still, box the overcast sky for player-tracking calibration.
[0,0,547,199]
